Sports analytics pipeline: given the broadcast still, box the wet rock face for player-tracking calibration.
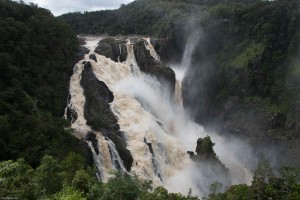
[188,136,232,190]
[95,38,127,62]
[150,35,183,63]
[76,46,90,62]
[66,106,78,124]
[80,61,133,171]
[81,62,114,105]
[86,131,99,155]
[89,54,97,62]
[133,40,176,97]
[150,38,168,60]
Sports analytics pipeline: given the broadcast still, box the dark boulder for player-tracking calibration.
[66,106,78,124]
[81,62,114,105]
[95,38,127,62]
[133,40,176,97]
[89,54,97,62]
[144,138,154,156]
[76,46,90,61]
[78,139,94,167]
[86,131,99,155]
[65,94,78,124]
[80,61,133,171]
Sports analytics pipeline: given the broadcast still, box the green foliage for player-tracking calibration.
[48,186,87,200]
[231,42,265,68]
[102,172,141,200]
[0,157,200,200]
[59,0,204,37]
[0,159,35,199]
[208,162,300,200]
[34,155,63,197]
[1,156,299,200]
[182,0,300,141]
[0,154,95,199]
[141,186,198,200]
[0,0,90,167]
[202,136,215,156]
[210,181,223,195]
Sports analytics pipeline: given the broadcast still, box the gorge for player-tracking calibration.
[66,35,256,196]
[1,0,299,199]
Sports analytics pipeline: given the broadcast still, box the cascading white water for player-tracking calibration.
[65,36,124,181]
[67,35,256,197]
[144,38,160,61]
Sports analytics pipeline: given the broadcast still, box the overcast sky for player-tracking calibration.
[15,0,135,16]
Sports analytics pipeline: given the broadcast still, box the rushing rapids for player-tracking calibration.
[65,35,255,196]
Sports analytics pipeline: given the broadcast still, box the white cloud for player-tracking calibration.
[15,0,135,16]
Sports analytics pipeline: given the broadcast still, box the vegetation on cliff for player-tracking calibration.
[179,0,300,171]
[0,0,88,167]
[1,155,299,199]
[58,0,204,37]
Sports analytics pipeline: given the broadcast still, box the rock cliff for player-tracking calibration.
[95,38,127,62]
[133,40,176,97]
[80,61,133,171]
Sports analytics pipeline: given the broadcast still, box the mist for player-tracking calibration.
[70,33,265,198]
[111,33,258,197]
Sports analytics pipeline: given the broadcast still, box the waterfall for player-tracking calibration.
[181,31,201,69]
[65,36,125,181]
[171,31,201,106]
[144,37,160,61]
[107,138,127,172]
[67,35,255,197]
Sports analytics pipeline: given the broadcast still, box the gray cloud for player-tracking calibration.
[15,0,135,16]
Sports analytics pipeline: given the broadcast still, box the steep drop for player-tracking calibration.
[66,35,255,197]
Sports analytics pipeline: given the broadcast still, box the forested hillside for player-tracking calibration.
[182,0,300,168]
[0,0,90,170]
[59,0,202,37]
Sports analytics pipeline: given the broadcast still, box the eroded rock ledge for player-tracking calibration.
[188,136,231,187]
[80,61,133,171]
[133,40,176,97]
[94,37,176,98]
[95,38,127,62]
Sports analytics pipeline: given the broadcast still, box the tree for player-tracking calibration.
[34,156,63,197]
[48,186,86,200]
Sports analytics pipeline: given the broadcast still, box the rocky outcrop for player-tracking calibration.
[133,40,176,97]
[89,54,97,62]
[95,38,127,62]
[85,131,99,155]
[150,38,169,61]
[150,33,184,63]
[75,46,90,62]
[66,106,78,124]
[189,136,219,162]
[188,136,231,190]
[80,61,133,171]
